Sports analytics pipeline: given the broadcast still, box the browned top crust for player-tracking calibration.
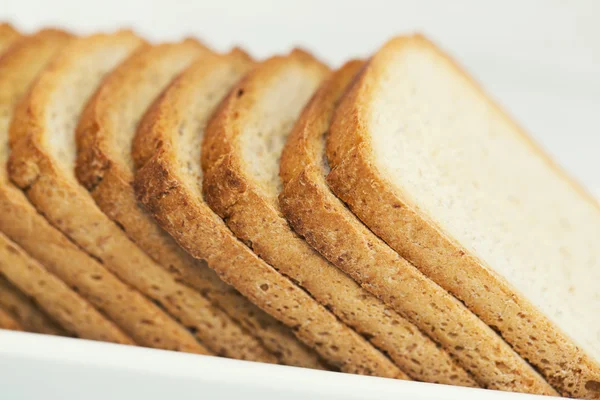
[326,34,600,398]
[0,23,20,54]
[133,51,405,377]
[7,31,211,355]
[74,41,281,363]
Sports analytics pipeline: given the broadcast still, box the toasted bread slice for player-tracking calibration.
[130,50,324,370]
[0,232,133,343]
[0,23,20,53]
[75,42,275,362]
[0,275,66,335]
[7,31,209,354]
[326,35,600,398]
[0,306,23,331]
[133,52,404,377]
[279,60,559,393]
[200,51,475,385]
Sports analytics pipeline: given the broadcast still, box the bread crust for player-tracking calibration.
[326,35,600,398]
[0,23,20,54]
[0,306,24,331]
[0,231,133,343]
[74,42,276,362]
[7,32,209,355]
[0,275,66,335]
[203,50,447,381]
[133,52,405,377]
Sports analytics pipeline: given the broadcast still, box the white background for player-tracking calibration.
[1,0,599,195]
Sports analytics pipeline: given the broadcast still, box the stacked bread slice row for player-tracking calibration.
[1,22,597,398]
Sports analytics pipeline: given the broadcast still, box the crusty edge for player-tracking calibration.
[131,52,326,369]
[75,43,278,363]
[326,34,600,398]
[0,275,66,335]
[0,232,133,343]
[0,23,20,54]
[279,60,480,388]
[0,306,24,331]
[133,56,405,378]
[7,32,210,355]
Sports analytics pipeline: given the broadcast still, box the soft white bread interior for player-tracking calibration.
[327,34,600,398]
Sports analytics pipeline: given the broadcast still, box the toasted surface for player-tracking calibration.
[203,50,473,384]
[0,23,20,53]
[75,42,275,363]
[0,275,66,335]
[132,51,324,369]
[0,232,133,343]
[279,61,559,393]
[7,31,209,355]
[0,306,24,331]
[326,34,600,398]
[133,52,403,377]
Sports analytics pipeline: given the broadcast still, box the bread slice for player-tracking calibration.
[75,41,277,363]
[200,51,481,387]
[0,23,20,53]
[280,60,559,394]
[326,35,600,398]
[0,305,23,331]
[7,31,210,355]
[133,51,405,378]
[0,275,66,335]
[0,231,133,343]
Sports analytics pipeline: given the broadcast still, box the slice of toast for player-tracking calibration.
[0,275,66,335]
[7,31,209,355]
[0,23,20,53]
[326,35,600,398]
[0,231,133,343]
[279,60,558,393]
[133,52,404,378]
[201,50,431,380]
[75,41,276,363]
[0,306,24,331]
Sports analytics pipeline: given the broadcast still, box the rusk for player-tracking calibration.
[0,23,20,53]
[280,60,556,394]
[0,231,133,343]
[201,52,480,386]
[134,51,403,377]
[8,31,209,354]
[0,306,23,331]
[0,275,66,335]
[76,41,276,362]
[326,34,600,398]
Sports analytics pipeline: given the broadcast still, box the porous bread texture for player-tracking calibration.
[0,275,66,335]
[279,60,559,394]
[133,51,404,377]
[0,231,133,343]
[7,31,210,355]
[326,34,600,398]
[75,42,278,363]
[0,306,23,331]
[202,50,437,382]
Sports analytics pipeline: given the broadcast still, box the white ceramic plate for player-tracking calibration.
[0,330,555,400]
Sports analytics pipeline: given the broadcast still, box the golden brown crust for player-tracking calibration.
[74,43,279,363]
[326,35,599,398]
[0,306,24,331]
[0,232,133,343]
[279,60,485,387]
[0,23,20,54]
[0,275,66,335]
[132,52,326,369]
[133,52,404,377]
[7,32,210,355]
[202,51,440,381]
